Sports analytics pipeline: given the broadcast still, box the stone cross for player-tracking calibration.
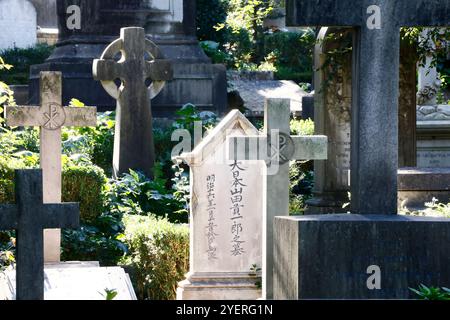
[0,169,79,300]
[286,0,450,214]
[4,71,97,262]
[93,27,174,178]
[228,98,328,299]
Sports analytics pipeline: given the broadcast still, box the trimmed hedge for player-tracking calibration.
[0,159,106,224]
[62,165,107,224]
[121,214,189,300]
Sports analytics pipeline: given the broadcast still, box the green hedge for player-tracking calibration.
[62,165,107,224]
[0,159,106,223]
[0,44,54,85]
[121,214,189,300]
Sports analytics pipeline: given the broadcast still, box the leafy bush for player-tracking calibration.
[120,214,189,300]
[291,118,315,136]
[106,168,188,224]
[0,44,54,84]
[67,111,115,176]
[264,30,315,82]
[61,209,127,266]
[410,284,450,300]
[196,0,229,44]
[62,165,107,224]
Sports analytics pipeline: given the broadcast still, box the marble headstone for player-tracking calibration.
[1,262,137,300]
[176,110,264,300]
[0,0,37,49]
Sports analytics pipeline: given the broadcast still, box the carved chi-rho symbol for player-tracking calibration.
[43,103,66,130]
[3,71,97,263]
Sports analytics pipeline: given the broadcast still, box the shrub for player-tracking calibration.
[264,30,315,83]
[61,209,127,266]
[0,44,54,84]
[106,169,188,224]
[62,165,107,224]
[120,214,189,300]
[410,284,450,300]
[196,0,229,44]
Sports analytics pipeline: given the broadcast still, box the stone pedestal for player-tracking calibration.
[29,0,227,116]
[177,273,261,300]
[274,215,450,299]
[398,168,450,210]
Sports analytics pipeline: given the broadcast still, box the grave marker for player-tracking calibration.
[228,98,328,299]
[286,0,450,214]
[273,0,450,300]
[93,27,173,178]
[0,169,79,300]
[176,110,264,300]
[4,71,97,262]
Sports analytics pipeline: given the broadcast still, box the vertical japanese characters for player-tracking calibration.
[230,161,246,256]
[206,174,218,260]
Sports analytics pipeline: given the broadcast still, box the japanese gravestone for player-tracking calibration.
[30,0,228,116]
[228,98,328,299]
[273,0,450,299]
[0,169,79,300]
[176,110,264,300]
[4,72,97,262]
[93,27,173,178]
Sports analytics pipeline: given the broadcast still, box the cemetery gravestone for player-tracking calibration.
[0,169,79,300]
[176,110,264,300]
[93,27,173,178]
[4,71,97,262]
[0,0,37,49]
[274,0,450,299]
[229,98,327,299]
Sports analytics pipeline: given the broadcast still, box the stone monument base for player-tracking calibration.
[177,272,262,300]
[274,214,450,299]
[398,168,450,210]
[0,261,137,300]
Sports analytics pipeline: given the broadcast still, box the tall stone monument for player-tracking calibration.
[274,0,450,300]
[30,0,227,116]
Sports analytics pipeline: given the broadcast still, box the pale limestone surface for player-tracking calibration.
[4,72,97,262]
[0,0,36,49]
[176,110,264,300]
[1,262,136,300]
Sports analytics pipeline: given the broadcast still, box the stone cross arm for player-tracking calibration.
[5,106,97,128]
[229,135,328,163]
[93,57,173,82]
[286,0,450,27]
[0,205,18,229]
[0,204,78,231]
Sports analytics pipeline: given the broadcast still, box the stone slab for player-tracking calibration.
[229,78,307,117]
[1,263,136,300]
[274,214,450,299]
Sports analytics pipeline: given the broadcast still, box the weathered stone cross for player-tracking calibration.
[4,71,97,262]
[0,169,79,300]
[93,27,174,178]
[228,98,328,299]
[286,0,450,214]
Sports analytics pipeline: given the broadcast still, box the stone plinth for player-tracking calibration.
[29,0,227,116]
[274,214,450,299]
[398,168,450,210]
